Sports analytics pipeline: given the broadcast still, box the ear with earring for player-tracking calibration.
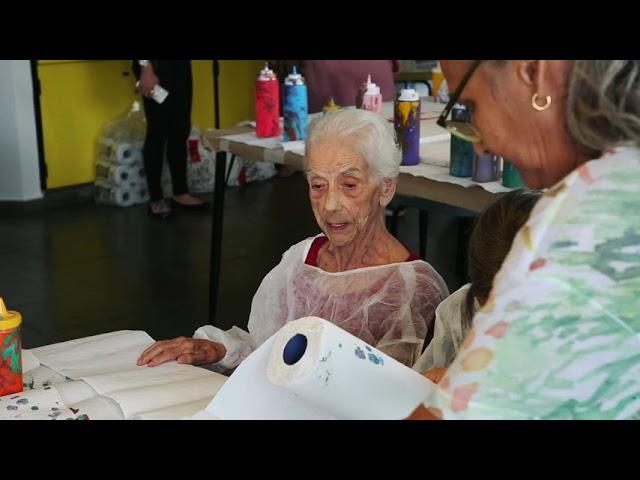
[532,93,551,111]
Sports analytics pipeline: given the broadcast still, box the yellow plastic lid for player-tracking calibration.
[0,298,22,331]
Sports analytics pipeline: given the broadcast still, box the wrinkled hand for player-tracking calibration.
[423,367,447,385]
[137,337,225,367]
[138,65,159,98]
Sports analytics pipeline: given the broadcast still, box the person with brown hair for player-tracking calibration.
[414,188,542,382]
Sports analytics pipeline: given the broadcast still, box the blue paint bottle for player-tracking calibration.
[282,66,308,141]
[449,104,475,177]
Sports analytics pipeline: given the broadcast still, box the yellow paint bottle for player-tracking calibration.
[322,97,341,114]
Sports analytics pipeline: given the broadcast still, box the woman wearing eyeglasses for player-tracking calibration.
[411,60,640,419]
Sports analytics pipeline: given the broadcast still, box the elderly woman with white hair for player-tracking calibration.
[138,109,449,369]
[410,60,640,420]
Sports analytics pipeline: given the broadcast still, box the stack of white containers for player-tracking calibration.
[95,101,149,207]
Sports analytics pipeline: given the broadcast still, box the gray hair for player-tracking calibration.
[305,108,401,180]
[567,60,640,152]
[488,60,640,152]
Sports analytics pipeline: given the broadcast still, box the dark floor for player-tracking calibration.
[0,173,473,348]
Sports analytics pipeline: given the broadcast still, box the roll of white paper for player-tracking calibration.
[98,138,114,163]
[113,143,143,165]
[94,180,136,207]
[95,161,139,187]
[134,164,146,182]
[206,316,435,420]
[134,185,149,204]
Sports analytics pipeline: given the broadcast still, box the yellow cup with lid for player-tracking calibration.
[0,297,23,397]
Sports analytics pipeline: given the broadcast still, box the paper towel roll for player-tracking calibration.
[134,164,146,182]
[264,317,435,419]
[94,180,135,207]
[98,138,114,162]
[96,161,138,187]
[134,186,149,204]
[205,316,434,420]
[113,142,143,165]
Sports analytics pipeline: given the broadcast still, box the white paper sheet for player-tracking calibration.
[81,362,212,395]
[55,380,97,405]
[220,132,283,149]
[78,362,226,419]
[31,330,155,378]
[31,330,151,359]
[0,386,64,419]
[280,140,306,152]
[131,397,213,420]
[105,372,226,419]
[184,409,219,420]
[22,349,40,373]
[4,407,91,420]
[22,365,67,390]
[400,161,513,194]
[0,376,117,420]
[206,317,435,420]
[26,330,228,420]
[68,395,124,420]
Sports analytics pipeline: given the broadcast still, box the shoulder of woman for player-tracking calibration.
[280,234,326,261]
[435,283,469,313]
[407,260,449,290]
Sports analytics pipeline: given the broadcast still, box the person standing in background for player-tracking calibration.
[133,60,208,219]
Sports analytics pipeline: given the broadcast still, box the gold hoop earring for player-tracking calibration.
[532,93,551,111]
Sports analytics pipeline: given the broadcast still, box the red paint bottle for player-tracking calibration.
[256,63,281,138]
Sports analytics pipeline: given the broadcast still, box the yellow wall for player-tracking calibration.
[191,60,264,131]
[39,60,263,188]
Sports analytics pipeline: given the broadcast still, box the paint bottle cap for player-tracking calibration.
[398,88,419,102]
[285,66,305,85]
[0,298,22,331]
[364,74,380,96]
[322,97,340,113]
[258,63,277,81]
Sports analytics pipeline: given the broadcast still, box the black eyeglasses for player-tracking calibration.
[437,60,483,143]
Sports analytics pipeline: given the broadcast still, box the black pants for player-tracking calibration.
[133,60,192,202]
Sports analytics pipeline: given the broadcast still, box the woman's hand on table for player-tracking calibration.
[137,338,226,367]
